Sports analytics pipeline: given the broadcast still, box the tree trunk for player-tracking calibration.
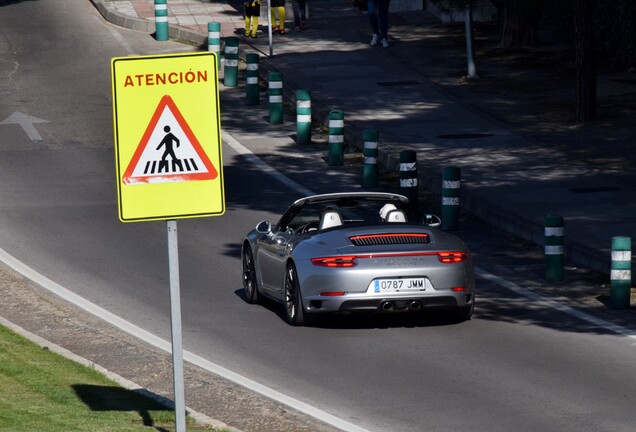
[499,0,541,48]
[574,0,597,123]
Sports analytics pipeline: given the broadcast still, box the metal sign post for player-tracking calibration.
[267,0,273,56]
[111,52,225,432]
[464,4,477,78]
[167,220,186,432]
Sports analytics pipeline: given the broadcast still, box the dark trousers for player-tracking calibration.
[292,0,307,27]
[367,0,390,39]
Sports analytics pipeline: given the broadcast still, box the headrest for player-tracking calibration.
[379,203,397,220]
[319,211,343,230]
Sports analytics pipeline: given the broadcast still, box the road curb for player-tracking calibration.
[90,0,207,46]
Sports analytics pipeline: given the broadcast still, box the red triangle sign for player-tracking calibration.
[122,95,218,185]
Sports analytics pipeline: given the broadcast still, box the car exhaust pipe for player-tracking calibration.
[381,301,394,311]
[409,301,421,310]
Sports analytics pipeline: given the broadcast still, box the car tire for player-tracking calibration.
[284,262,306,326]
[242,246,260,304]
[454,297,475,322]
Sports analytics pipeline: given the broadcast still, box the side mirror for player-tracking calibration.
[255,220,272,234]
[423,214,441,228]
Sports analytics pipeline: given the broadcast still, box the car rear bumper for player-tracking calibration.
[305,292,474,314]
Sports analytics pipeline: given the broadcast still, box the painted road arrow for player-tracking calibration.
[0,112,49,141]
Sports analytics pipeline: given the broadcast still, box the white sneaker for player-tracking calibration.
[381,38,389,48]
[370,34,379,46]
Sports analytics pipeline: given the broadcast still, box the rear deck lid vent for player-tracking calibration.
[349,233,430,246]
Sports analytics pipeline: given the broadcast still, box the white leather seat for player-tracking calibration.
[319,211,343,230]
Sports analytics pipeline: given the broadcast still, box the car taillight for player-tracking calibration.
[437,252,467,263]
[311,256,357,267]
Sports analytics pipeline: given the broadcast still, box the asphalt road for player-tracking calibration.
[0,1,634,431]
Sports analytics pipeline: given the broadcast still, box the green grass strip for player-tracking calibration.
[0,324,216,431]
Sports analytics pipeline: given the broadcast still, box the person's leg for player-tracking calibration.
[270,7,277,30]
[277,6,286,32]
[245,0,261,38]
[251,1,260,38]
[299,0,307,24]
[367,0,379,36]
[244,3,251,36]
[378,0,390,39]
[291,0,301,29]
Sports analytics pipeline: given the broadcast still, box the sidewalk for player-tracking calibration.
[93,0,636,279]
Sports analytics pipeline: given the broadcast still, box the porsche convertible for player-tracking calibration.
[241,192,475,326]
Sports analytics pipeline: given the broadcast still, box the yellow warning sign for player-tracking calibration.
[111,52,224,222]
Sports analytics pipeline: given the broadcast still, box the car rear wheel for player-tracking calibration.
[242,246,260,304]
[454,296,475,322]
[284,263,306,326]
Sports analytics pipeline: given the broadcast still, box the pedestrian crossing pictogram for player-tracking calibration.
[122,95,218,185]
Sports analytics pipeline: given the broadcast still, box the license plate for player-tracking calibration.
[372,278,430,293]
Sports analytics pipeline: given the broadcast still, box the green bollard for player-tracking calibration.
[400,150,418,210]
[268,71,283,124]
[245,52,260,105]
[328,110,344,166]
[362,128,379,188]
[223,37,239,87]
[154,0,169,41]
[441,166,460,231]
[610,236,632,309]
[296,90,311,144]
[544,214,565,282]
[208,22,221,70]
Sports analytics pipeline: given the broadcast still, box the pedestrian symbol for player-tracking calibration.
[122,95,218,185]
[157,125,180,167]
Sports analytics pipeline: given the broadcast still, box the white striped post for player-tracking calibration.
[268,71,283,124]
[223,36,239,87]
[610,236,631,309]
[328,110,345,166]
[362,128,379,188]
[296,89,311,144]
[399,150,418,210]
[208,22,221,70]
[441,166,460,230]
[544,214,564,282]
[154,0,169,41]
[245,52,260,105]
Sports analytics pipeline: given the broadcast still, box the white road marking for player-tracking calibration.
[476,267,636,342]
[0,112,49,141]
[222,131,316,197]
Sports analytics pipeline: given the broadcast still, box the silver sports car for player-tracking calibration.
[242,192,475,326]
